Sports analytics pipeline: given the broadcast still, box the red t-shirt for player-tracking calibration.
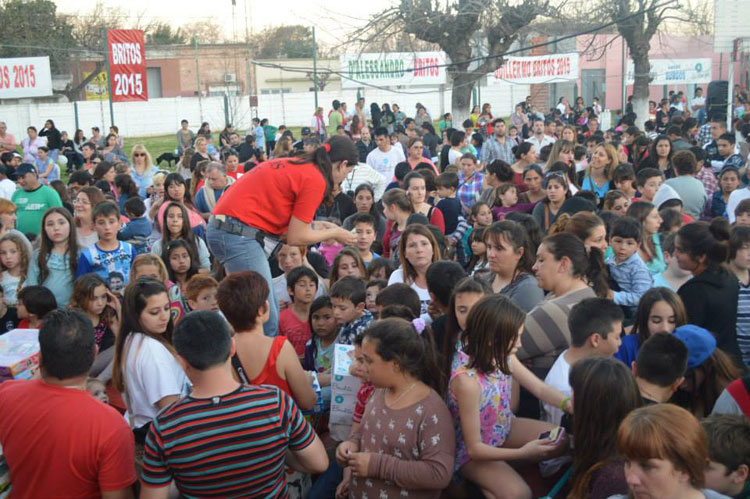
[279,307,312,356]
[213,158,326,235]
[0,379,136,498]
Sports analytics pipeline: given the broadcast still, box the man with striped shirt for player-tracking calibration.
[140,310,328,498]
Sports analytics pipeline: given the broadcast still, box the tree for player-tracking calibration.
[181,19,224,44]
[252,25,315,59]
[0,0,75,74]
[146,22,186,45]
[604,0,679,122]
[354,0,549,121]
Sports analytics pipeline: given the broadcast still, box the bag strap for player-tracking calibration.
[231,353,251,385]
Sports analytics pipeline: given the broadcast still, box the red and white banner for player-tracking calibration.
[488,53,579,85]
[107,29,148,102]
[0,57,52,99]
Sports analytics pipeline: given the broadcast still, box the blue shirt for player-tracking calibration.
[76,241,138,283]
[335,309,374,345]
[118,217,153,255]
[580,175,610,199]
[606,251,653,307]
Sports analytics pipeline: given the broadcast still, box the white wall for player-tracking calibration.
[0,81,529,139]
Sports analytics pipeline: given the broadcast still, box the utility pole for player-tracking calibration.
[194,37,204,121]
[312,27,319,111]
[102,28,115,128]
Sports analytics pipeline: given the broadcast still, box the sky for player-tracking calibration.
[55,0,389,46]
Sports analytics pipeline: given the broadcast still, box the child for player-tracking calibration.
[441,276,492,375]
[350,213,379,265]
[633,333,688,404]
[736,199,750,226]
[15,285,57,329]
[446,294,569,498]
[606,217,653,311]
[365,278,387,315]
[730,226,750,365]
[435,172,464,239]
[152,202,210,271]
[654,232,692,291]
[491,184,526,220]
[701,414,750,498]
[612,163,637,198]
[467,227,489,278]
[461,201,493,261]
[335,318,455,498]
[69,273,121,354]
[318,217,345,267]
[367,257,396,281]
[118,197,152,255]
[183,274,219,312]
[279,266,317,356]
[328,247,366,286]
[302,296,337,407]
[76,201,137,283]
[26,207,79,308]
[374,282,422,320]
[86,378,109,404]
[602,190,631,217]
[0,232,30,307]
[164,239,199,294]
[635,167,664,204]
[0,288,18,333]
[130,253,187,324]
[35,146,59,184]
[543,298,625,425]
[659,208,683,234]
[384,161,412,192]
[331,276,373,345]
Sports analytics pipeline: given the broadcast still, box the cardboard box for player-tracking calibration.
[0,329,40,382]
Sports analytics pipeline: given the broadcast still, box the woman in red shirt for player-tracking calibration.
[207,136,357,336]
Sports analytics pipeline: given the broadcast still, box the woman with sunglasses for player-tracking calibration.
[130,144,156,198]
[208,136,358,336]
[532,171,571,233]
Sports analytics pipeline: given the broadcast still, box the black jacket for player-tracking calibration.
[678,268,742,365]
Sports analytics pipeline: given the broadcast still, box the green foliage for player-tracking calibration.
[0,0,75,73]
[147,23,187,45]
[253,25,315,59]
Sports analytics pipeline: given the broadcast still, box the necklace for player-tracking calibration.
[387,382,417,406]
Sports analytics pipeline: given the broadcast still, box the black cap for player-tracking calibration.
[15,163,37,176]
[301,127,311,135]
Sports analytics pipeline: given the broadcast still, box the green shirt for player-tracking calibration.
[11,184,62,236]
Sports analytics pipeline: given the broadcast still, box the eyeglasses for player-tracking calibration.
[133,153,146,157]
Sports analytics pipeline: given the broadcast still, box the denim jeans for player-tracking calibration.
[308,460,343,499]
[206,224,279,336]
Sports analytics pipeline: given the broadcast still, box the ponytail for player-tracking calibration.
[543,232,609,297]
[586,246,610,298]
[293,135,358,204]
[677,221,730,270]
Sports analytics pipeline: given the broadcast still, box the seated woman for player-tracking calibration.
[217,270,317,410]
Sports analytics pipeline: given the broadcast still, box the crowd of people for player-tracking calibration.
[0,91,749,499]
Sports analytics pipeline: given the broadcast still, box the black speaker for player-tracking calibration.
[707,80,728,121]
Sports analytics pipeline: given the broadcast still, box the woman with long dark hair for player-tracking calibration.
[639,134,675,178]
[207,136,357,336]
[675,221,743,364]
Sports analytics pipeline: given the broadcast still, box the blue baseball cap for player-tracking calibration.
[673,325,716,369]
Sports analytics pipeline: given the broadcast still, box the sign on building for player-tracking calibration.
[0,57,52,99]
[84,71,108,100]
[487,53,579,85]
[107,29,148,102]
[339,52,447,89]
[626,58,712,85]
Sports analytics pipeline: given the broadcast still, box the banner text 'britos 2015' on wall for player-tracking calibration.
[107,29,148,102]
[0,57,52,99]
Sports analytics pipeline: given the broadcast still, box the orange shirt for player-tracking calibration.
[213,158,326,235]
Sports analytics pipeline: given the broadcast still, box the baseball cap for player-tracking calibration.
[301,127,311,136]
[15,163,37,176]
[11,152,21,159]
[673,325,716,369]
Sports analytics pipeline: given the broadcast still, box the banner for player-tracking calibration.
[488,53,579,85]
[107,29,148,102]
[626,58,712,85]
[84,71,108,100]
[0,57,52,99]
[340,52,447,89]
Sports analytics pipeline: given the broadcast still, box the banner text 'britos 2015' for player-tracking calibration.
[107,29,148,102]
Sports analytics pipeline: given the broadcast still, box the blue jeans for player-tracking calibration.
[308,460,343,499]
[206,224,279,336]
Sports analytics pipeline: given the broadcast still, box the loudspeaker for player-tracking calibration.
[707,80,728,122]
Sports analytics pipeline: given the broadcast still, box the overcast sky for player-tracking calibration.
[56,0,387,45]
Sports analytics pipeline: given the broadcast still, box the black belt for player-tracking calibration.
[209,215,266,243]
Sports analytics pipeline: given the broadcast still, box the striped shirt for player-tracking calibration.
[737,281,750,365]
[142,384,315,498]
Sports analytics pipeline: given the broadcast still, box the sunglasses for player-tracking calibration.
[134,153,146,157]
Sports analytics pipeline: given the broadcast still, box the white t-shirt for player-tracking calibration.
[0,179,16,200]
[123,333,190,428]
[525,135,556,151]
[1,272,20,306]
[542,349,572,426]
[366,146,405,181]
[690,96,706,110]
[448,148,462,166]
[387,268,432,323]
